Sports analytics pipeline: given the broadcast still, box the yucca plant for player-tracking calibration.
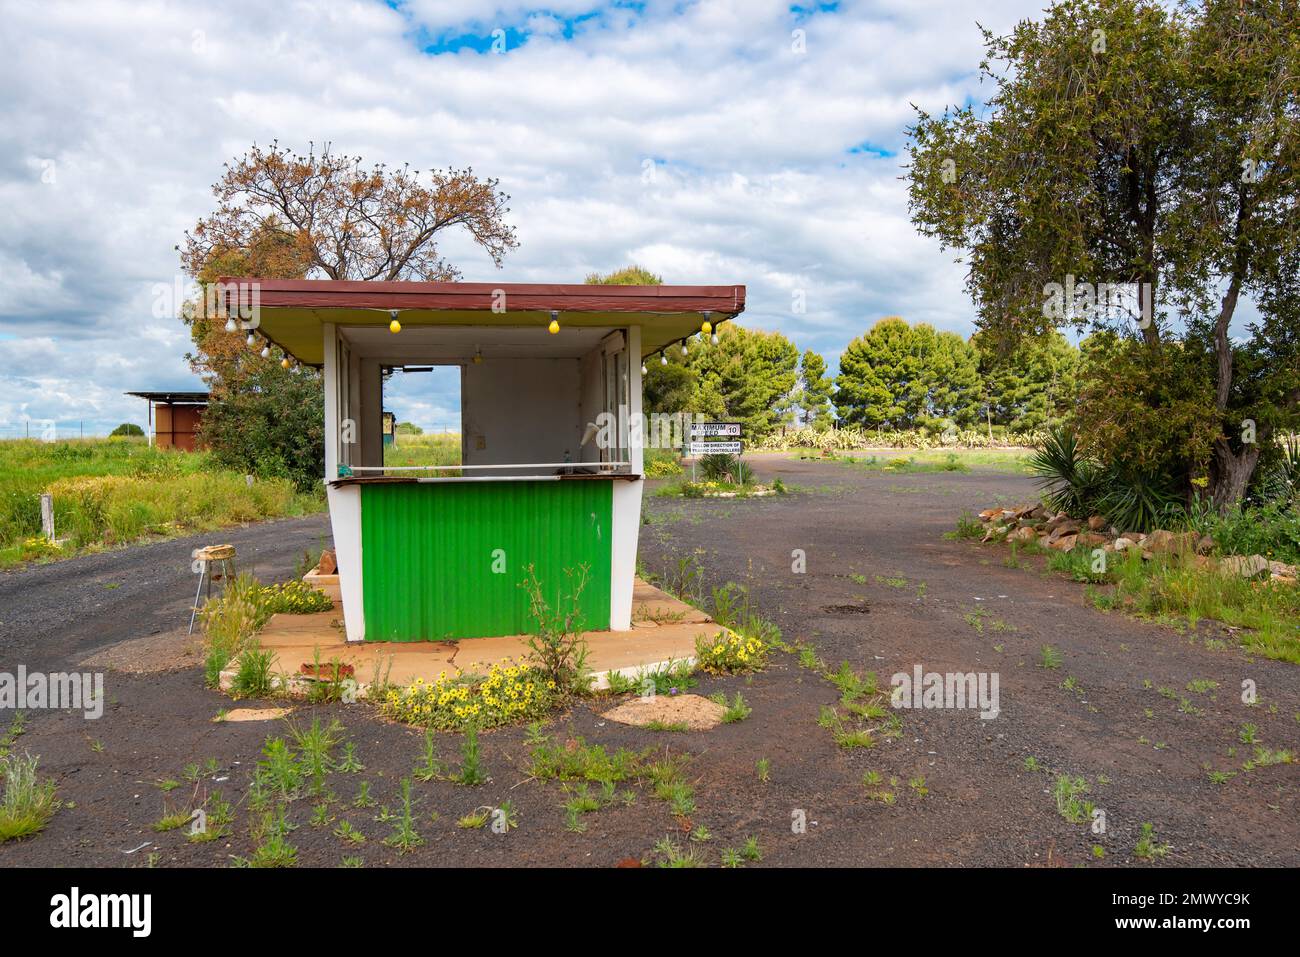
[1027,427,1101,517]
[1093,467,1182,533]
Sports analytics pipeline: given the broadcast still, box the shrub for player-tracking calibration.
[643,449,683,478]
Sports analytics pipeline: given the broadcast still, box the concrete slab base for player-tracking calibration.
[219,579,723,697]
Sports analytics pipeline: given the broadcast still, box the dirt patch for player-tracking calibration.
[602,693,727,730]
[80,628,204,674]
[220,707,294,722]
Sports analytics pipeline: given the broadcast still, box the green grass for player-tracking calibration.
[1087,550,1300,664]
[380,432,461,470]
[0,752,61,842]
[0,437,323,568]
[825,448,1032,473]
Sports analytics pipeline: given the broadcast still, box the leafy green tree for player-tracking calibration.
[974,331,1080,432]
[688,325,799,437]
[584,264,664,285]
[834,318,981,429]
[109,423,145,438]
[182,144,517,489]
[793,350,835,427]
[906,0,1300,506]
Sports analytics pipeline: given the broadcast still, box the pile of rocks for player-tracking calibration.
[975,503,1297,584]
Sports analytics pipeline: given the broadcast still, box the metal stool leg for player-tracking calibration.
[187,561,207,635]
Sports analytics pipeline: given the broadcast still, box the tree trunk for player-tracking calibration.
[1211,437,1260,511]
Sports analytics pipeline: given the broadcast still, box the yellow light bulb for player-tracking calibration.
[389,318,401,334]
[548,318,560,334]
[280,357,290,369]
[701,320,712,335]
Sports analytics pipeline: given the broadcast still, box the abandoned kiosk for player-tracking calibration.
[224,279,745,643]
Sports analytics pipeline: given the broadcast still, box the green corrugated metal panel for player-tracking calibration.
[360,481,612,641]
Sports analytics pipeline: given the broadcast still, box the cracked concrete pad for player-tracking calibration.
[602,693,726,731]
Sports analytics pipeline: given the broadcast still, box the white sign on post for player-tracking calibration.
[688,440,743,455]
[690,422,742,438]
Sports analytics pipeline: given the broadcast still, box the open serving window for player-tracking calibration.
[223,278,745,643]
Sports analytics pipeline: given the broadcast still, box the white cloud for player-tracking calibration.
[1,0,1047,433]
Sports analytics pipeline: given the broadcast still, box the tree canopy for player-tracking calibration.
[906,0,1300,506]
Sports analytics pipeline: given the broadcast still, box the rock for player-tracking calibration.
[1113,537,1136,552]
[1195,535,1215,556]
[1045,520,1081,543]
[1008,526,1038,544]
[1086,515,1107,532]
[1047,533,1078,552]
[1144,530,1198,556]
[982,525,1009,543]
[978,508,1001,521]
[318,548,338,575]
[1075,532,1108,548]
[1220,554,1270,580]
[1011,503,1038,519]
[1268,560,1297,581]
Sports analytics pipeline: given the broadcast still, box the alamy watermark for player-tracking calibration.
[1042,275,1152,329]
[0,666,104,719]
[890,664,1000,719]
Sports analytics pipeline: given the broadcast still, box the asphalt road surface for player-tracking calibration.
[0,514,332,672]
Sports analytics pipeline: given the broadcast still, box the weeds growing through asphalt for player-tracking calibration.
[289,717,344,797]
[336,742,363,773]
[1053,774,1094,824]
[414,728,446,782]
[454,727,486,786]
[333,819,365,844]
[651,835,704,868]
[352,781,377,808]
[0,752,61,842]
[382,778,423,853]
[710,691,752,723]
[236,804,298,868]
[1038,645,1063,670]
[816,662,894,749]
[1134,822,1170,860]
[457,807,492,829]
[756,758,771,782]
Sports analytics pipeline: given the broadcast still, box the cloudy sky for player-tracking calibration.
[2,0,1058,436]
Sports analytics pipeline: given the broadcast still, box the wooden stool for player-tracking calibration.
[188,544,237,634]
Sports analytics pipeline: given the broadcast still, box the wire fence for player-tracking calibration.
[0,421,116,441]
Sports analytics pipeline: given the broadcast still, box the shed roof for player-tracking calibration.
[125,391,210,404]
[218,278,745,366]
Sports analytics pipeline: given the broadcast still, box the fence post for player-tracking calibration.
[40,493,54,541]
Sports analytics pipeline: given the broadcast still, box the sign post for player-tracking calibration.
[686,422,744,482]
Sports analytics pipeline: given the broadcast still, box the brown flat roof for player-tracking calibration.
[216,278,746,365]
[221,278,745,315]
